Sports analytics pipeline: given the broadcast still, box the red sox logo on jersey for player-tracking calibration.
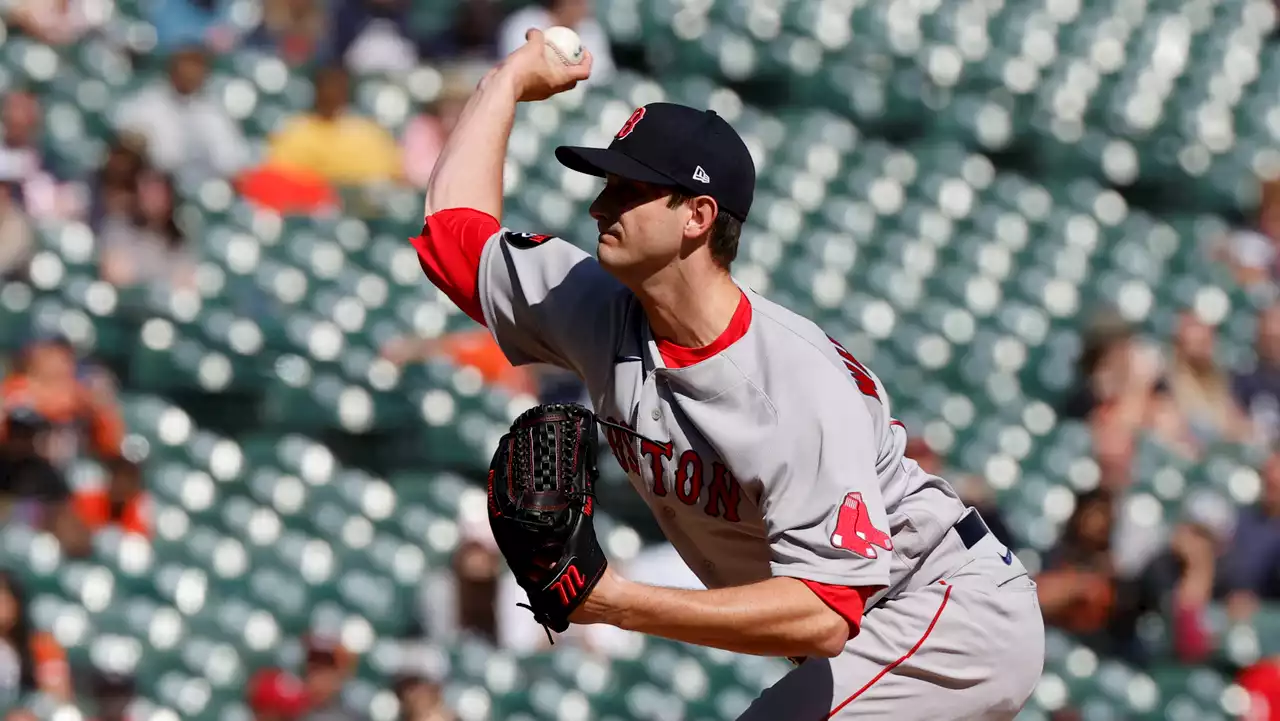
[831,492,893,559]
[616,108,646,139]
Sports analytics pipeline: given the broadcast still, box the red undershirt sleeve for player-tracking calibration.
[799,580,879,639]
[407,208,501,326]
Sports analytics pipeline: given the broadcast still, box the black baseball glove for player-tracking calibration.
[487,403,611,640]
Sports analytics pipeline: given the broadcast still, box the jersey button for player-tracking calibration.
[651,408,661,421]
[661,506,676,518]
[703,561,716,571]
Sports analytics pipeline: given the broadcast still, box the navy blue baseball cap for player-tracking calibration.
[555,102,756,222]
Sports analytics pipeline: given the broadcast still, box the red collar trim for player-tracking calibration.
[656,291,752,369]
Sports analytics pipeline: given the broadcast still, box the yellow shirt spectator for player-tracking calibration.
[264,65,404,186]
[266,112,404,186]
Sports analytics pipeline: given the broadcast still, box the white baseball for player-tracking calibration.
[543,26,585,66]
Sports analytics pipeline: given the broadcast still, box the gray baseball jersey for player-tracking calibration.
[475,229,969,603]
[414,211,1044,719]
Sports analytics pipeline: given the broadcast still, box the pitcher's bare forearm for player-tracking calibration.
[423,69,521,220]
[576,574,869,659]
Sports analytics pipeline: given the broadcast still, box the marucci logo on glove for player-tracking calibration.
[550,563,586,606]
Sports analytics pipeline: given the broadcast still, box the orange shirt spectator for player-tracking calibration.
[29,629,71,697]
[73,457,152,539]
[381,328,539,397]
[0,337,125,465]
[0,571,71,701]
[236,164,340,216]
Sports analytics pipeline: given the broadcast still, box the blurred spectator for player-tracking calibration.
[88,135,149,231]
[1165,310,1255,447]
[423,0,501,61]
[392,676,454,721]
[0,92,43,181]
[299,635,364,721]
[417,490,619,655]
[1036,490,1119,637]
[0,409,91,556]
[497,0,615,84]
[380,328,539,397]
[453,537,501,643]
[1090,410,1135,494]
[0,335,126,467]
[0,335,125,557]
[248,668,310,721]
[1118,489,1235,664]
[4,0,109,45]
[0,572,71,704]
[72,457,152,540]
[903,436,1017,549]
[1168,490,1235,662]
[4,710,38,721]
[1238,656,1280,721]
[112,47,252,184]
[97,170,198,292]
[400,69,476,189]
[1219,449,1280,617]
[417,490,503,646]
[0,91,80,220]
[235,163,341,215]
[264,66,404,186]
[145,0,240,55]
[0,161,35,280]
[1080,410,1172,587]
[1058,309,1193,453]
[87,668,138,721]
[1221,179,1280,290]
[1235,302,1280,445]
[331,0,421,76]
[246,0,330,68]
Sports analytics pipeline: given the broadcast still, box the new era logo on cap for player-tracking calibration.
[693,166,711,183]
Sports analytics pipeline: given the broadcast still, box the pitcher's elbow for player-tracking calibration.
[807,615,852,658]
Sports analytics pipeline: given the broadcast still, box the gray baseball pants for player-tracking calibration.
[737,510,1046,720]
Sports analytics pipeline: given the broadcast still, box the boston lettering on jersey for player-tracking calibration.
[602,415,743,523]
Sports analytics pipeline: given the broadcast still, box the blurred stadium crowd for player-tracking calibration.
[3,0,1280,719]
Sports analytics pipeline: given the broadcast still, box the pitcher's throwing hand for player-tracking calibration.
[494,27,593,103]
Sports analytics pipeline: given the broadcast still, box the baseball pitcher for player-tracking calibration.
[407,29,1046,720]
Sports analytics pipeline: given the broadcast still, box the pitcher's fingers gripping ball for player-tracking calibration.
[487,402,620,640]
[541,26,586,66]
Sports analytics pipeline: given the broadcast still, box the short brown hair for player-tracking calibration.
[667,191,743,269]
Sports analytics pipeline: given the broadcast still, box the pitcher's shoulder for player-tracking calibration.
[745,293,863,371]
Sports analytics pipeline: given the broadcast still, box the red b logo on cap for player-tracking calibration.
[616,107,645,139]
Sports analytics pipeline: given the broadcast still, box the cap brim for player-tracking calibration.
[554,146,676,186]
